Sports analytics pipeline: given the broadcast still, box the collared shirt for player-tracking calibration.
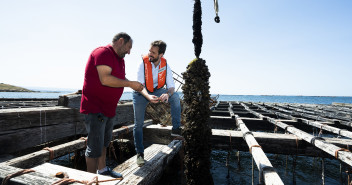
[137,59,175,89]
[80,44,125,117]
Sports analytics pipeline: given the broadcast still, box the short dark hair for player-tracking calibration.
[151,40,167,55]
[112,32,132,44]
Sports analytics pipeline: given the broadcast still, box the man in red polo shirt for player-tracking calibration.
[80,32,143,178]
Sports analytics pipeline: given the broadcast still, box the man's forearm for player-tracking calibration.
[139,88,150,99]
[100,75,133,88]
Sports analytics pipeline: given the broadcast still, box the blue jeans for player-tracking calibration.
[133,88,181,154]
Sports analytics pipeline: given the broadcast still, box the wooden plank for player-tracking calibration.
[145,125,352,157]
[288,104,352,121]
[2,120,153,168]
[253,103,352,139]
[241,103,352,166]
[0,103,135,155]
[113,140,183,185]
[0,164,62,184]
[273,103,352,127]
[0,122,86,155]
[33,163,118,184]
[235,113,284,185]
[0,106,84,132]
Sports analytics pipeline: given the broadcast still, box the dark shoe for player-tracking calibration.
[137,153,145,167]
[99,167,123,178]
[171,127,182,137]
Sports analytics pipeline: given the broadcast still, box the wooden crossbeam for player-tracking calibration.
[235,114,283,184]
[253,103,352,139]
[241,103,352,167]
[1,120,152,168]
[113,140,182,185]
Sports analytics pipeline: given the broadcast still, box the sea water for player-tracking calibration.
[1,91,351,104]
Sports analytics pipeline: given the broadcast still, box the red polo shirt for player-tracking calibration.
[80,45,125,117]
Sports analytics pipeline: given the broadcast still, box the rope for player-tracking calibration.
[338,129,347,138]
[295,136,300,154]
[335,148,350,159]
[261,166,276,173]
[43,147,54,161]
[52,176,123,185]
[80,137,87,147]
[318,124,326,137]
[242,131,253,139]
[284,125,294,133]
[249,145,261,154]
[121,126,129,133]
[310,137,325,145]
[1,169,35,185]
[108,137,118,161]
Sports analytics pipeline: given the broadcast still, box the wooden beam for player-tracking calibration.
[235,113,284,185]
[0,103,135,155]
[1,120,152,168]
[0,106,83,132]
[33,163,118,184]
[113,140,183,185]
[241,103,352,166]
[0,164,61,184]
[144,125,352,157]
[253,103,352,139]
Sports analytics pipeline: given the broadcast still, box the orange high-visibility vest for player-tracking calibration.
[143,55,167,92]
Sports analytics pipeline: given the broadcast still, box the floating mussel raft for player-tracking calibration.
[1,95,352,184]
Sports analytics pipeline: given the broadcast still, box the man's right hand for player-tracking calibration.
[148,95,159,103]
[130,81,144,92]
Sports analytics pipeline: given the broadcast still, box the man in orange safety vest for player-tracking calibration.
[132,40,181,167]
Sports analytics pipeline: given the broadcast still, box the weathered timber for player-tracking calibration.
[0,106,85,154]
[0,106,83,132]
[284,104,350,122]
[0,164,62,185]
[253,103,352,139]
[58,93,81,109]
[0,102,136,155]
[0,121,86,155]
[58,94,136,126]
[0,99,58,109]
[144,125,352,157]
[57,93,136,126]
[113,140,183,185]
[287,103,352,122]
[2,120,152,168]
[33,163,117,184]
[271,103,352,127]
[241,103,352,166]
[235,114,283,184]
[331,103,352,110]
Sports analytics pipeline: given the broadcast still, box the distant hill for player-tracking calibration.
[0,83,35,92]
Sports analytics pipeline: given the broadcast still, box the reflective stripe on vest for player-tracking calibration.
[143,55,167,92]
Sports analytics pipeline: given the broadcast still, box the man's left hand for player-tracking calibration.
[159,93,169,103]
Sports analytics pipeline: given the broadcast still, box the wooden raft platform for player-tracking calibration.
[0,121,182,184]
[2,98,352,184]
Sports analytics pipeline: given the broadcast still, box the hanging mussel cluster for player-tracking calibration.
[182,0,213,184]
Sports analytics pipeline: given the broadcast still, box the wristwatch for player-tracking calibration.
[167,92,172,97]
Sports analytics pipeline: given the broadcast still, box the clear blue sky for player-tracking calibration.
[1,0,351,96]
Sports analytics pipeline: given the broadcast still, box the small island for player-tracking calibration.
[0,83,35,92]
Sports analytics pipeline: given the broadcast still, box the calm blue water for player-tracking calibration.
[1,91,351,104]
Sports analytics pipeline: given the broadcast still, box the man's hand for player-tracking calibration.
[159,93,169,103]
[129,81,144,92]
[148,95,159,103]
